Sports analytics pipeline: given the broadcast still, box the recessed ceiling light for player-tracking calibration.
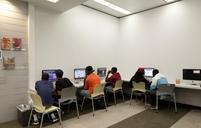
[94,0,131,15]
[164,0,176,2]
[47,0,59,3]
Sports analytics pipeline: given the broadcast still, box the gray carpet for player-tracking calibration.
[0,99,191,128]
[108,104,191,128]
[0,97,120,128]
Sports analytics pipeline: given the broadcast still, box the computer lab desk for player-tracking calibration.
[175,84,201,107]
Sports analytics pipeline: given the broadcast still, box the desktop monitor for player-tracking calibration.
[42,69,57,81]
[144,68,154,77]
[74,68,86,80]
[97,67,107,77]
[183,69,201,81]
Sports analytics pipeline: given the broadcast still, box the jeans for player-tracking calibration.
[105,86,113,93]
[80,89,90,97]
[104,86,114,103]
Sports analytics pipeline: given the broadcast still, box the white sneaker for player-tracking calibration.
[33,120,39,125]
[52,117,59,123]
[50,113,59,122]
[33,114,39,125]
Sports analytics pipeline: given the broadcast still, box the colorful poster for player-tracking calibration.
[12,38,22,50]
[1,37,12,50]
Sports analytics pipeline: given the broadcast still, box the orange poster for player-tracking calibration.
[1,37,12,50]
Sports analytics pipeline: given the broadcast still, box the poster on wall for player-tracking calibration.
[1,37,23,51]
[1,37,12,50]
[12,38,22,50]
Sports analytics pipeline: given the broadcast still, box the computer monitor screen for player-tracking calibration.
[97,67,107,77]
[183,69,201,81]
[144,68,154,77]
[74,68,86,79]
[42,69,57,81]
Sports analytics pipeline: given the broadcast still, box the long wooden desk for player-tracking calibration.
[175,84,201,107]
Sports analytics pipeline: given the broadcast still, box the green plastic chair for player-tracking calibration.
[106,80,124,105]
[81,83,107,116]
[130,81,147,106]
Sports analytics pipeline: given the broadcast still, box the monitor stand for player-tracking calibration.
[74,79,83,84]
[145,77,152,82]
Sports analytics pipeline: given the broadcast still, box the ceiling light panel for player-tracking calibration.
[94,0,131,14]
[47,0,59,3]
[164,0,176,2]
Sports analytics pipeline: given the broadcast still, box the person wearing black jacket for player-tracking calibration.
[53,69,73,101]
[129,67,151,90]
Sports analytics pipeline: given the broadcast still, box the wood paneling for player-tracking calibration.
[0,0,28,123]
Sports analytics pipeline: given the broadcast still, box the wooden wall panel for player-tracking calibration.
[0,0,28,123]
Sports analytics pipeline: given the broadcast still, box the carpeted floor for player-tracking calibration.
[0,94,126,128]
[108,104,191,128]
[0,95,191,128]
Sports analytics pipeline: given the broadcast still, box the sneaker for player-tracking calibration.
[52,118,59,123]
[33,120,39,125]
[50,113,58,122]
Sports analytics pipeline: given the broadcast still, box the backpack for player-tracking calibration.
[94,99,106,109]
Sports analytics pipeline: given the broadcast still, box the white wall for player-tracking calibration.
[34,5,119,86]
[28,3,36,90]
[1,0,200,123]
[34,0,201,87]
[119,0,201,83]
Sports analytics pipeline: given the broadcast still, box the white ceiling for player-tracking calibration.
[83,0,181,18]
[21,0,181,18]
[21,0,88,12]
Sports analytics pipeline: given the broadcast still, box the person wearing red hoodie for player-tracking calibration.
[129,67,151,90]
[105,67,121,92]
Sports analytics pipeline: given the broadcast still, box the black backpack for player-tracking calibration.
[94,99,106,109]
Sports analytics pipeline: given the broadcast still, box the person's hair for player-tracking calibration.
[111,67,117,73]
[56,69,63,78]
[133,69,144,81]
[42,73,49,80]
[137,67,144,74]
[153,69,159,77]
[85,66,94,75]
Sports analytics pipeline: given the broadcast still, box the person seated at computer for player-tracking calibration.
[148,69,168,106]
[150,69,168,91]
[80,66,101,97]
[105,67,121,92]
[129,67,151,90]
[53,69,73,101]
[34,73,58,124]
